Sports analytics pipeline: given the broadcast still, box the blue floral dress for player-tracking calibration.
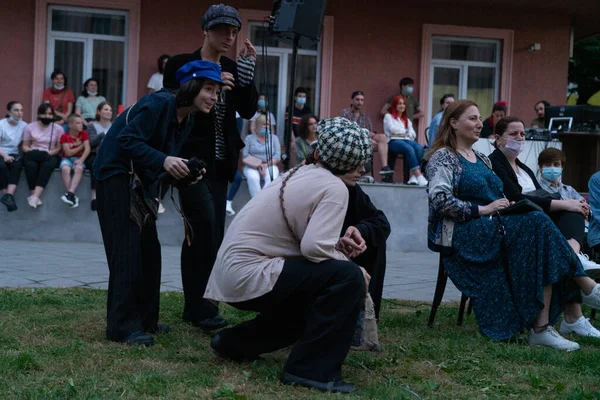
[443,156,585,340]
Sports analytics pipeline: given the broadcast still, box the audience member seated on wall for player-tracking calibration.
[85,102,113,211]
[531,100,550,128]
[43,70,75,125]
[0,101,27,212]
[295,114,318,165]
[380,77,424,121]
[147,54,170,94]
[249,94,276,136]
[427,100,600,351]
[204,117,372,393]
[22,103,63,209]
[341,91,392,179]
[428,93,455,145]
[588,172,600,260]
[480,100,507,138]
[488,117,600,273]
[242,114,281,198]
[59,114,91,208]
[75,78,107,126]
[383,95,427,186]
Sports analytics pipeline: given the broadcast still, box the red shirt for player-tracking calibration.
[60,130,90,157]
[43,88,76,114]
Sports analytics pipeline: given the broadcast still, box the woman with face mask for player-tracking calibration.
[489,116,600,271]
[249,94,276,136]
[75,78,107,126]
[21,103,64,208]
[42,70,76,125]
[0,101,27,211]
[242,114,281,198]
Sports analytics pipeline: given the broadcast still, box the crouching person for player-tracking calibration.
[204,117,372,393]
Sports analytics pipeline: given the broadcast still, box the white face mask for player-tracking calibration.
[53,85,65,91]
[87,91,98,96]
[500,137,525,158]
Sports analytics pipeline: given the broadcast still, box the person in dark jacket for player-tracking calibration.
[93,60,224,346]
[339,167,391,320]
[175,4,259,331]
[480,101,507,138]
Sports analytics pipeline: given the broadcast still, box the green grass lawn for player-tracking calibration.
[1,288,600,399]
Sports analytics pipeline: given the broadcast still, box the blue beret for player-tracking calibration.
[176,60,224,86]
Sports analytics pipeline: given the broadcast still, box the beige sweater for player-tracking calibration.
[204,164,350,303]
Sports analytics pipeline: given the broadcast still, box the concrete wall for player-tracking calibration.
[0,171,430,252]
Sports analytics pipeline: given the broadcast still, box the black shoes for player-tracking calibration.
[183,313,229,331]
[210,334,261,362]
[281,372,358,393]
[1,194,17,211]
[146,323,171,334]
[91,199,97,211]
[123,331,154,346]
[379,165,394,176]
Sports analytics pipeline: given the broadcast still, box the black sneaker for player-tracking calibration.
[382,175,394,184]
[379,166,394,175]
[1,193,17,212]
[61,192,74,206]
[91,199,97,211]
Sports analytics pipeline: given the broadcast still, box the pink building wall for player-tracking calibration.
[0,0,573,130]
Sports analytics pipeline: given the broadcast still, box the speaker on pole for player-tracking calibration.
[270,0,327,49]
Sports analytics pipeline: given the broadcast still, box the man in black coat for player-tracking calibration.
[174,4,259,330]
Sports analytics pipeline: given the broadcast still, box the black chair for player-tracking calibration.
[428,255,472,327]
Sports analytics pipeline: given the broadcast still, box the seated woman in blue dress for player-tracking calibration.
[427,100,600,351]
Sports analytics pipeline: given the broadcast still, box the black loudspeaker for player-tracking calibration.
[270,0,327,48]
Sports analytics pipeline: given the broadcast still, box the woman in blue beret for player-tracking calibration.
[93,59,223,346]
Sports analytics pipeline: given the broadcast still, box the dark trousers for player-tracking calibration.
[179,166,229,321]
[84,153,97,190]
[0,155,23,190]
[219,258,364,382]
[353,244,387,320]
[96,174,162,341]
[23,152,59,190]
[551,211,585,247]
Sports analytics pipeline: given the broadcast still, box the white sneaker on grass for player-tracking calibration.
[582,284,600,310]
[529,326,580,351]
[560,316,600,338]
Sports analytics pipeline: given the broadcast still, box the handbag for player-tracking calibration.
[125,104,158,230]
[524,188,561,200]
[243,155,263,169]
[498,198,543,216]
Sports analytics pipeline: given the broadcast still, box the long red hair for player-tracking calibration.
[390,95,408,129]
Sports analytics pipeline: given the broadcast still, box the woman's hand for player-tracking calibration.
[559,199,589,216]
[163,156,190,180]
[336,226,367,259]
[479,198,511,216]
[258,163,267,177]
[359,266,371,296]
[3,154,14,163]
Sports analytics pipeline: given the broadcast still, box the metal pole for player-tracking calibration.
[283,34,299,171]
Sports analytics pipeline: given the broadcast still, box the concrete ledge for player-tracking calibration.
[0,171,429,252]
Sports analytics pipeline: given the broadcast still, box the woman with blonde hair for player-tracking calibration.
[242,113,281,197]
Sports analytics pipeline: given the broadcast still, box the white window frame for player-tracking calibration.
[428,36,501,125]
[46,5,129,105]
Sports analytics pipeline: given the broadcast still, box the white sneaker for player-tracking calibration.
[529,326,580,351]
[407,175,418,185]
[27,196,38,209]
[158,202,165,214]
[71,195,79,208]
[582,284,600,310]
[578,252,600,272]
[226,200,235,216]
[560,316,600,338]
[417,175,428,186]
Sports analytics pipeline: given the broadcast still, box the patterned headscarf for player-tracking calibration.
[317,117,372,173]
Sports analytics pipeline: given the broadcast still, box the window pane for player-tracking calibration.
[93,40,125,108]
[52,9,125,36]
[54,40,84,99]
[432,67,460,119]
[466,67,496,116]
[432,39,497,63]
[286,55,318,113]
[250,24,318,51]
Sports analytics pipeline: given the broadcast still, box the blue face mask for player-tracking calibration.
[296,97,306,105]
[259,127,270,136]
[541,167,562,182]
[405,86,414,95]
[8,116,21,124]
[257,99,266,108]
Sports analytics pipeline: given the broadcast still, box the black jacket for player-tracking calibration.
[488,148,552,212]
[179,49,258,182]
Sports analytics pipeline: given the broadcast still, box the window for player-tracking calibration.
[46,6,128,110]
[429,37,500,120]
[249,23,320,142]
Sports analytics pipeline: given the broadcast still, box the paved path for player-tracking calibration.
[0,240,461,303]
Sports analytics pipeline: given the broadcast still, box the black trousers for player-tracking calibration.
[550,211,585,247]
[96,174,162,341]
[218,258,364,382]
[23,151,59,190]
[0,155,23,190]
[179,166,229,321]
[84,153,97,190]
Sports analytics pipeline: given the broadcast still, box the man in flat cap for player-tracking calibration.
[176,4,259,332]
